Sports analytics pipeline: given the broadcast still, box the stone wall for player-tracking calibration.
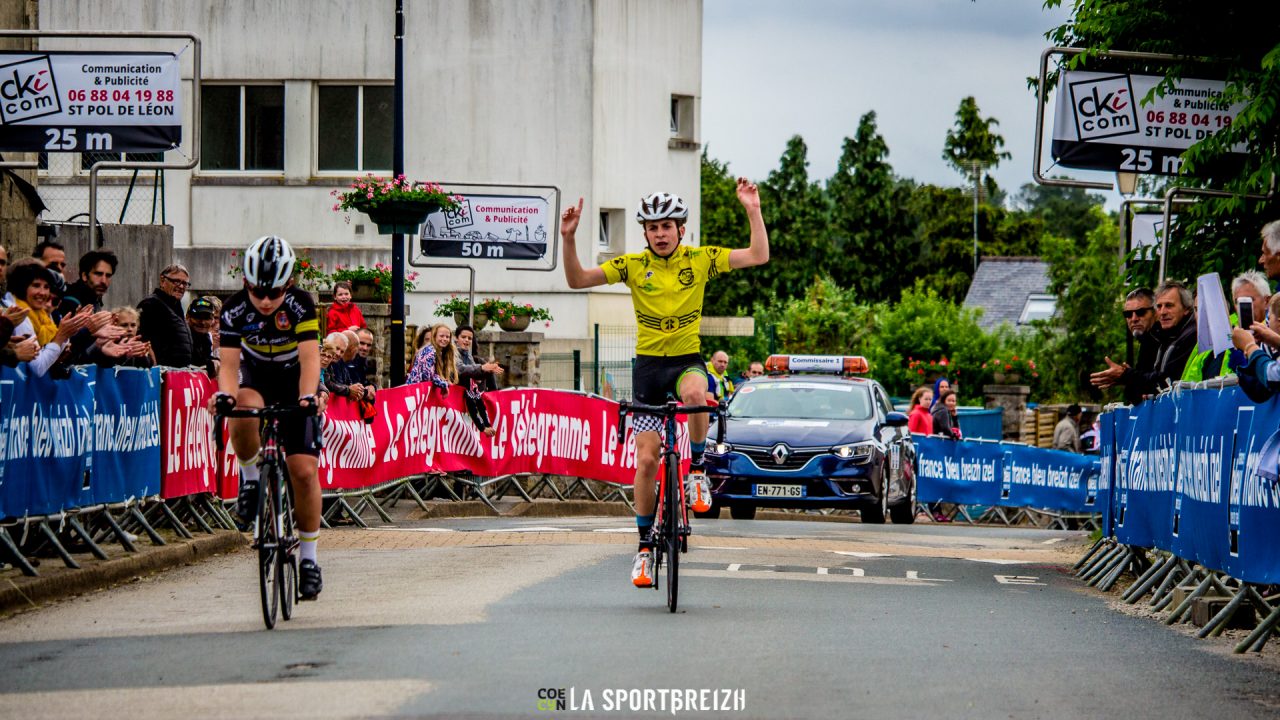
[983,384,1030,440]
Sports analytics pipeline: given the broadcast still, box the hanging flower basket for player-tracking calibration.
[364,199,443,235]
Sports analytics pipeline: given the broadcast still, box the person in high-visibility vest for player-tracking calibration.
[706,350,734,400]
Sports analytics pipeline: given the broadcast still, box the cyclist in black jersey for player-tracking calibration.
[561,179,769,588]
[207,235,328,600]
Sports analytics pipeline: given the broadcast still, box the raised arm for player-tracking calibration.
[727,177,769,269]
[560,197,607,289]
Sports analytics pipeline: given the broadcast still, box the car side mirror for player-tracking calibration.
[883,411,909,428]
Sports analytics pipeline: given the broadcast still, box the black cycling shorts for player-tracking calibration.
[632,353,707,405]
[238,362,321,458]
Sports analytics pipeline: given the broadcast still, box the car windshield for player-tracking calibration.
[727,381,874,421]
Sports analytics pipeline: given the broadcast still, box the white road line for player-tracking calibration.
[698,545,748,550]
[372,527,455,533]
[995,575,1046,585]
[490,527,569,533]
[592,528,639,533]
[906,570,954,582]
[964,558,1029,565]
[831,551,891,558]
[1041,538,1066,545]
[727,563,742,572]
[817,567,829,575]
[850,568,865,577]
[906,570,919,580]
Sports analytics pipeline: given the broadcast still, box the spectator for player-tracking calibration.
[59,249,117,317]
[320,332,353,396]
[1079,411,1100,454]
[1258,219,1280,282]
[326,281,367,332]
[1091,288,1157,404]
[187,295,219,376]
[350,327,378,386]
[340,329,372,405]
[930,377,951,410]
[406,323,456,390]
[455,324,504,436]
[0,304,38,367]
[1126,281,1197,396]
[1053,404,1082,452]
[108,307,155,367]
[33,240,67,279]
[907,386,933,435]
[1231,293,1280,402]
[137,263,194,368]
[706,349,734,400]
[931,389,961,440]
[1187,271,1275,382]
[5,259,90,376]
[745,361,765,379]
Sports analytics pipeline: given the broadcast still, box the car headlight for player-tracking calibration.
[832,441,876,463]
[707,441,733,456]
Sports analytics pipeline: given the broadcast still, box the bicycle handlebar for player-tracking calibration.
[216,404,319,420]
[615,400,723,446]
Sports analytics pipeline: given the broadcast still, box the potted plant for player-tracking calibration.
[433,294,490,330]
[982,355,1038,385]
[488,298,554,332]
[331,174,461,235]
[330,263,419,303]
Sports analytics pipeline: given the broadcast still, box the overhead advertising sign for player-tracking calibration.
[420,193,549,260]
[1051,71,1247,176]
[1130,212,1168,251]
[0,51,182,153]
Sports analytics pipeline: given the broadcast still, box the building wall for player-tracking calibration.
[36,0,701,340]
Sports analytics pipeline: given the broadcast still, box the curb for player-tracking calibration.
[405,500,858,523]
[0,530,247,616]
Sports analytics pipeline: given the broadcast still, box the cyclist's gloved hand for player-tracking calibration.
[213,392,237,414]
[298,394,320,414]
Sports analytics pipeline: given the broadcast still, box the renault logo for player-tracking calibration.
[770,443,791,465]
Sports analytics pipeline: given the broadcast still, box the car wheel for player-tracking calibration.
[861,481,887,524]
[729,503,756,520]
[889,499,916,524]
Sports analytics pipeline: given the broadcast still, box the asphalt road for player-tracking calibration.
[2,516,1279,719]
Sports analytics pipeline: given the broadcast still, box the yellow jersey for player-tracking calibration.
[600,244,732,357]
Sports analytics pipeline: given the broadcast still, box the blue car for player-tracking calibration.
[701,355,916,523]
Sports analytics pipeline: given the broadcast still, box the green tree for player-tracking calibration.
[942,96,1012,180]
[827,112,918,301]
[757,135,832,302]
[1043,0,1280,282]
[1013,182,1108,246]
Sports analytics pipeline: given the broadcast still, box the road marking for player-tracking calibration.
[964,558,1029,565]
[906,570,953,582]
[817,567,828,575]
[831,551,891,558]
[1041,538,1066,545]
[906,570,918,580]
[592,528,639,533]
[995,575,1046,585]
[727,563,742,572]
[683,569,939,586]
[698,545,748,550]
[372,527,455,533]
[490,526,570,532]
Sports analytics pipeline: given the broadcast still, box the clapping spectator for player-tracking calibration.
[907,386,933,435]
[326,281,367,332]
[406,323,456,390]
[107,307,155,367]
[5,259,90,376]
[931,389,961,440]
[0,304,38,366]
[137,263,194,368]
[454,324,504,436]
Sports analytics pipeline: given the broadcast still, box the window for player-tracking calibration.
[317,85,392,171]
[80,151,164,171]
[1019,294,1057,324]
[669,94,697,150]
[200,85,284,171]
[597,208,623,260]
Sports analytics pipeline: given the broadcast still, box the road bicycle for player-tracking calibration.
[216,403,318,629]
[616,399,722,612]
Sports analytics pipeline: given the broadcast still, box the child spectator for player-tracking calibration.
[326,281,367,332]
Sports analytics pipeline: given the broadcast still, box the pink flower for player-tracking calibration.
[332,203,340,211]
[366,192,374,199]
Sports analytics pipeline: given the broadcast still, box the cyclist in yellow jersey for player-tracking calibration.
[561,178,769,587]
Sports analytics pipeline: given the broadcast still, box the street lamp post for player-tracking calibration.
[390,0,406,386]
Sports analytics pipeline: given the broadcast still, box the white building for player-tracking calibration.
[35,0,704,358]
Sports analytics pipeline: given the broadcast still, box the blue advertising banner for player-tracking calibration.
[914,435,1002,506]
[1224,391,1280,584]
[1115,395,1175,550]
[87,367,163,506]
[0,365,94,517]
[1001,444,1099,512]
[1170,389,1239,572]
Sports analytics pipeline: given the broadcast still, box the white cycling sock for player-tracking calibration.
[299,530,319,563]
[238,454,261,483]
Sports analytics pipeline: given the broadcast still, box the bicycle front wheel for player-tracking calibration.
[258,462,282,630]
[278,475,297,622]
[666,456,681,613]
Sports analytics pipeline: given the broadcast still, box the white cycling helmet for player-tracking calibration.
[243,235,296,290]
[635,192,689,224]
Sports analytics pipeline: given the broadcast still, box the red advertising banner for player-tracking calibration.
[160,370,223,499]
[160,370,684,495]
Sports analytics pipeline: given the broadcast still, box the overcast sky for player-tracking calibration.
[701,1,1113,204]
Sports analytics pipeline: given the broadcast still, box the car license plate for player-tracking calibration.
[754,484,805,498]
